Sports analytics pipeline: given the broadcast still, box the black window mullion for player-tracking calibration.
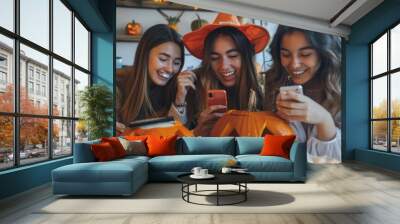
[71,11,76,154]
[88,31,91,75]
[369,45,373,149]
[49,0,54,160]
[13,0,20,167]
[74,64,90,74]
[387,29,391,152]
[0,27,17,40]
[15,36,91,74]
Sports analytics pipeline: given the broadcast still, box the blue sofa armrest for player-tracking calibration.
[289,141,307,181]
[73,140,100,163]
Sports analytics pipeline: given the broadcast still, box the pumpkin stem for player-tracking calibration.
[196,13,201,21]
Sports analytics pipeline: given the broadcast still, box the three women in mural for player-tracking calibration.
[116,14,342,163]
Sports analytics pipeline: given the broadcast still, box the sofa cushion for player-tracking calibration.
[235,137,264,155]
[148,154,235,172]
[116,155,150,163]
[236,155,293,172]
[178,137,235,155]
[52,158,147,183]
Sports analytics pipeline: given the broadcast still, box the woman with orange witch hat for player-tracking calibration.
[174,13,270,136]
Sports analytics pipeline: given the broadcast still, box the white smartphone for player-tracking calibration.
[279,85,303,100]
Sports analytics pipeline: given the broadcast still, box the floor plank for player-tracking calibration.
[1,161,400,224]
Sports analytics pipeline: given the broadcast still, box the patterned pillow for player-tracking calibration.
[118,137,147,156]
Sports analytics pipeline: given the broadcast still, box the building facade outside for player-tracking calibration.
[0,41,82,168]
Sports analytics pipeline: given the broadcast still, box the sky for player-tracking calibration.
[0,0,89,74]
[372,31,400,108]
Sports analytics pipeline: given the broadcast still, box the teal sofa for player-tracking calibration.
[52,137,306,196]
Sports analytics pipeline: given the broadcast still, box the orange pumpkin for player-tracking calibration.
[122,120,193,137]
[210,110,294,137]
[126,20,142,36]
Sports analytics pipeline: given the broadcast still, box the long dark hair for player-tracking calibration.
[264,25,341,126]
[119,24,184,125]
[188,26,263,124]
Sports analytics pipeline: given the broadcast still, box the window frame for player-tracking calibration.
[0,0,92,171]
[370,20,400,154]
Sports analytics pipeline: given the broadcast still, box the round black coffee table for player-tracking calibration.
[177,173,255,206]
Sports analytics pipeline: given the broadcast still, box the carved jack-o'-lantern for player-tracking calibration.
[122,120,193,137]
[210,110,294,137]
[126,20,142,36]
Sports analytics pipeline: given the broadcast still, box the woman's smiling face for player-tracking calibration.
[280,31,320,84]
[210,35,242,88]
[148,41,182,86]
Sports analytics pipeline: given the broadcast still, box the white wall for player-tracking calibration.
[116,7,217,69]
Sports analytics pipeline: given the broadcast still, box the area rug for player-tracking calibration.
[37,183,361,214]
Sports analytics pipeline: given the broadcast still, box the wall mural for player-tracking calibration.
[116,8,342,164]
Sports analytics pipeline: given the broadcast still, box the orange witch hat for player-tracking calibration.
[183,13,270,59]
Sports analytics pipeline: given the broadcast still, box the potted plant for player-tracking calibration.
[79,84,113,140]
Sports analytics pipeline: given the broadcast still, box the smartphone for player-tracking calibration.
[279,85,303,100]
[207,89,227,113]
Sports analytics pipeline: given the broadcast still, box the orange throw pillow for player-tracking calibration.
[101,137,126,158]
[146,135,178,157]
[91,142,117,161]
[260,134,296,159]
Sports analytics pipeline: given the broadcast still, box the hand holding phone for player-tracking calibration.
[279,85,303,100]
[207,90,227,113]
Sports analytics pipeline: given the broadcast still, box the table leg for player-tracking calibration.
[181,184,183,200]
[245,183,247,201]
[217,184,219,206]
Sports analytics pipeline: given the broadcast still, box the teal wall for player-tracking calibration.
[355,149,400,172]
[91,0,116,136]
[346,0,400,171]
[0,158,72,199]
[0,0,116,200]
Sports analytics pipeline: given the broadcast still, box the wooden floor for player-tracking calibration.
[1,162,400,224]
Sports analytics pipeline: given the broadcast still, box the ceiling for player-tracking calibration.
[169,0,384,38]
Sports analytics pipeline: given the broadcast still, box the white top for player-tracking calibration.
[290,121,341,164]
